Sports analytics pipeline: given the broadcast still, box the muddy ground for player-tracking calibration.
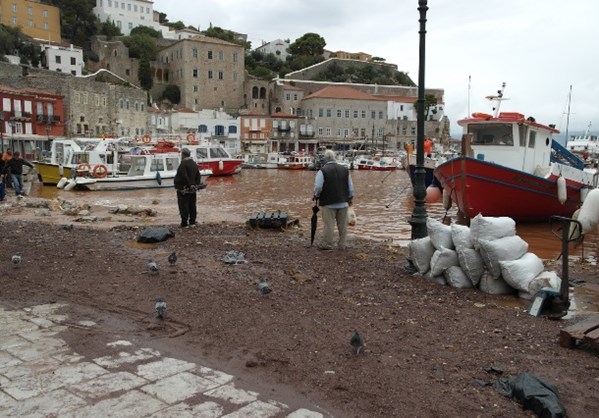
[1,198,598,417]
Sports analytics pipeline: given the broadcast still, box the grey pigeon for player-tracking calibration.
[257,278,272,295]
[155,298,166,319]
[350,330,364,354]
[12,254,22,266]
[148,259,159,272]
[168,252,177,266]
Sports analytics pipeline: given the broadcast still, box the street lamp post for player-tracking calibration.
[409,0,429,239]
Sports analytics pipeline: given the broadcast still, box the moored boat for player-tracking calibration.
[277,153,313,169]
[355,156,399,171]
[187,141,243,176]
[434,85,598,222]
[65,152,212,191]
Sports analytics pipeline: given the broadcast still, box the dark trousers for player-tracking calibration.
[177,190,197,226]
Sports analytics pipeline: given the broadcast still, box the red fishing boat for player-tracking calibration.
[434,84,598,222]
[187,141,243,176]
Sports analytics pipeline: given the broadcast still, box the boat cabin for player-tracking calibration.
[461,112,556,174]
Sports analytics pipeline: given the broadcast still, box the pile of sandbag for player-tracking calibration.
[407,214,561,298]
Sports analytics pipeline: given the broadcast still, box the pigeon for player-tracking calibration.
[148,259,159,273]
[12,254,22,266]
[257,278,272,295]
[350,330,364,355]
[155,298,166,319]
[168,252,177,266]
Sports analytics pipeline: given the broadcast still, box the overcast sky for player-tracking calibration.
[153,0,598,140]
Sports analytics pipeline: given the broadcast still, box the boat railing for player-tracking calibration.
[551,139,584,170]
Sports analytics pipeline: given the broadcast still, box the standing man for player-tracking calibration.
[174,148,203,228]
[313,149,354,250]
[5,151,34,198]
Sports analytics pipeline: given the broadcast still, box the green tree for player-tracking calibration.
[161,84,181,105]
[55,0,99,50]
[138,57,153,90]
[130,25,162,39]
[414,93,438,118]
[99,20,122,38]
[289,33,326,57]
[123,33,158,60]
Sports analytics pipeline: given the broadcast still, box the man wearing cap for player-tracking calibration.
[174,148,203,228]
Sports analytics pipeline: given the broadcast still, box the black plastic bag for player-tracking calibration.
[137,227,175,243]
[495,373,566,418]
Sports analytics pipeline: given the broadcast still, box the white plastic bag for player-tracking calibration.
[347,207,357,226]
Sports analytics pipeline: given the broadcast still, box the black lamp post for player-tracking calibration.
[409,0,429,239]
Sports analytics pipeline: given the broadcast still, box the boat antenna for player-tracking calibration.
[467,75,471,117]
[584,121,591,137]
[485,82,508,117]
[565,85,572,143]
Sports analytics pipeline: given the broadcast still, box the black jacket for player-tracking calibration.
[5,158,33,175]
[318,162,350,206]
[174,157,202,191]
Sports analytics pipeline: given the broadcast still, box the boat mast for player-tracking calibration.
[485,82,507,117]
[565,85,572,143]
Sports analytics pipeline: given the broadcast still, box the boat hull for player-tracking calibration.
[356,164,397,171]
[75,175,176,191]
[34,162,73,185]
[434,157,585,222]
[197,160,242,176]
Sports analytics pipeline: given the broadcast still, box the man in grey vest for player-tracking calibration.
[313,149,354,250]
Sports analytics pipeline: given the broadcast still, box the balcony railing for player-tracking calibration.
[51,115,61,122]
[299,132,315,138]
[36,114,48,122]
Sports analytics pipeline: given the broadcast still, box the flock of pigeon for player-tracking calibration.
[10,249,364,354]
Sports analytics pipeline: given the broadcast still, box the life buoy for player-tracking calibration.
[175,135,182,142]
[142,134,152,144]
[76,163,91,174]
[186,133,196,144]
[471,112,493,119]
[92,164,108,179]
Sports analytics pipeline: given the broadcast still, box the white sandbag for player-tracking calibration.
[528,270,562,296]
[576,188,599,234]
[499,252,545,292]
[451,224,473,249]
[478,271,515,295]
[444,266,473,289]
[469,214,516,250]
[427,218,454,250]
[456,247,485,286]
[478,236,529,279]
[423,270,446,286]
[408,236,435,274]
[429,248,459,277]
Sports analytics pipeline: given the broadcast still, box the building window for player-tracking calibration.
[83,92,88,104]
[193,85,199,92]
[193,69,198,77]
[361,110,366,118]
[318,128,324,136]
[128,22,133,30]
[95,94,100,106]
[326,109,331,117]
[27,7,33,15]
[218,51,224,60]
[337,109,342,118]
[43,22,48,30]
[75,92,80,103]
[11,4,16,12]
[233,72,238,81]
[208,50,213,59]
[293,94,298,100]
[208,70,213,79]
[326,128,331,136]
[379,111,384,119]
[126,100,130,110]
[233,52,238,62]
[28,20,33,27]
[318,108,324,117]
[400,105,404,111]
[285,93,290,100]
[345,110,350,118]
[70,57,76,66]
[11,17,16,24]
[353,110,358,118]
[192,48,198,58]
[218,71,224,80]
[371,111,376,119]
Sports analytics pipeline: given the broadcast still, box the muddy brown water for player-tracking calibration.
[28,168,599,314]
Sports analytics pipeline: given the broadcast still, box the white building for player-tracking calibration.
[255,39,290,62]
[93,0,161,35]
[42,44,84,75]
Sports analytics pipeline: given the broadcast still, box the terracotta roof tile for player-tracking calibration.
[303,85,378,101]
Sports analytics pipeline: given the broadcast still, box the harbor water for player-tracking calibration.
[27,168,599,262]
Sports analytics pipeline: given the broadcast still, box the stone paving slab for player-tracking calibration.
[0,303,330,417]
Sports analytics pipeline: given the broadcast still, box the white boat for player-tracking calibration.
[66,152,212,191]
[565,123,599,156]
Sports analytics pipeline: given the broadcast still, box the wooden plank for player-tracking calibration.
[559,316,599,348]
[583,327,599,343]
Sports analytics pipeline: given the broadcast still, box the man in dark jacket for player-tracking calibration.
[174,148,203,228]
[313,149,354,250]
[5,151,34,198]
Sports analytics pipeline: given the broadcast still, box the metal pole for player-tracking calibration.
[409,0,429,239]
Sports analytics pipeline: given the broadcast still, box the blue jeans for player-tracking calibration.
[11,174,24,196]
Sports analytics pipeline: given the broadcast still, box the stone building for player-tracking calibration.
[153,35,245,113]
[254,39,290,62]
[0,62,148,138]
